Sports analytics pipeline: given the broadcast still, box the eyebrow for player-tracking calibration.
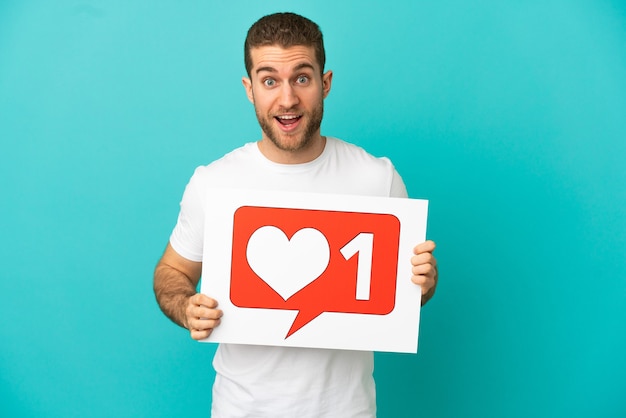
[255,62,316,75]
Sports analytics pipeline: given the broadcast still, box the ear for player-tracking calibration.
[322,70,333,99]
[242,77,254,103]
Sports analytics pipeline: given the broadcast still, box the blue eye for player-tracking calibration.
[263,78,276,87]
[296,75,309,84]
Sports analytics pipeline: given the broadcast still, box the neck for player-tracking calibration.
[258,135,327,164]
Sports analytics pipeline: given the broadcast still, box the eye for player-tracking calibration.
[296,75,310,85]
[263,78,276,87]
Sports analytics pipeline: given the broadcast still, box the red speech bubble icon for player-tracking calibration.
[230,206,400,338]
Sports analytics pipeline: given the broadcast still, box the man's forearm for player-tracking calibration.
[153,265,197,328]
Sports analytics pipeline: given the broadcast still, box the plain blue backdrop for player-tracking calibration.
[1,1,625,417]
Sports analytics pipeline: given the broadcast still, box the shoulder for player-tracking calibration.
[189,142,258,182]
[327,137,395,169]
[323,137,403,197]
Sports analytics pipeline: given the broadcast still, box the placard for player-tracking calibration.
[200,188,428,353]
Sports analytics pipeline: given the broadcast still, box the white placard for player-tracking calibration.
[200,188,428,353]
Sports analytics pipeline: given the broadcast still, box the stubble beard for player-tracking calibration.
[256,101,324,153]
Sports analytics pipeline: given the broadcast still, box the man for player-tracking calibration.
[154,12,437,417]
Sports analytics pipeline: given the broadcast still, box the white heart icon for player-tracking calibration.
[246,226,330,300]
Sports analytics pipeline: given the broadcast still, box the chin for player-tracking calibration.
[267,131,312,152]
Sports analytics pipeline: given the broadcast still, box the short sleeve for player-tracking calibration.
[390,169,409,198]
[169,168,206,262]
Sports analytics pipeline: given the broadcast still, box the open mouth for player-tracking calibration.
[275,115,302,127]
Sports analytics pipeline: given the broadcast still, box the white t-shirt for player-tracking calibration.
[170,137,407,417]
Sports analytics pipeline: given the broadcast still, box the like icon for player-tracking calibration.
[230,206,401,338]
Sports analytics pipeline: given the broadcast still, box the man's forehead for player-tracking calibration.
[249,45,319,73]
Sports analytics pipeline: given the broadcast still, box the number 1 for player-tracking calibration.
[340,233,374,300]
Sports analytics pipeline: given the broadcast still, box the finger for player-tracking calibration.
[411,274,426,286]
[411,252,436,268]
[411,274,435,294]
[189,293,218,308]
[186,299,223,318]
[413,240,436,255]
[412,262,436,277]
[188,317,222,333]
[188,305,223,320]
[190,327,213,341]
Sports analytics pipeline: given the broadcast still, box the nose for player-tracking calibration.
[278,83,299,109]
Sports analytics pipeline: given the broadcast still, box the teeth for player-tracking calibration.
[277,115,299,120]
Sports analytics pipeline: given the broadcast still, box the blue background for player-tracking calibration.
[1,1,625,417]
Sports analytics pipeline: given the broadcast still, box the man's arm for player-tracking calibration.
[153,243,222,340]
[411,240,438,306]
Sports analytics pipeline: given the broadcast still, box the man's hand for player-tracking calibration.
[411,240,438,306]
[185,293,223,340]
[154,243,223,340]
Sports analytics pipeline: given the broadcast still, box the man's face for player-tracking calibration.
[242,45,332,157]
